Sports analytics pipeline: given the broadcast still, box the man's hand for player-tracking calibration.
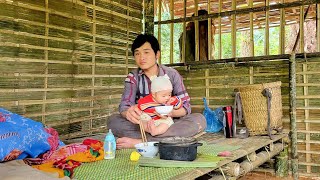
[122,105,142,124]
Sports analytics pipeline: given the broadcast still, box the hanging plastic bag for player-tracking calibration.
[203,97,224,133]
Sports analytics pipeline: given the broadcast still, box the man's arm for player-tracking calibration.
[169,68,191,115]
[119,72,141,124]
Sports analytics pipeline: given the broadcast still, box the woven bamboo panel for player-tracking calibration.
[0,0,142,139]
[177,58,320,175]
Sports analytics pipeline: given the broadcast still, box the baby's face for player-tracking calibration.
[153,89,172,104]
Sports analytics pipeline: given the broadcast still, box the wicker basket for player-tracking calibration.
[235,81,283,136]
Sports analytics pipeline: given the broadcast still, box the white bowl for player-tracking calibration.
[134,141,159,158]
[155,106,173,115]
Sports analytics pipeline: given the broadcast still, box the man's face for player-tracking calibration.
[133,42,159,70]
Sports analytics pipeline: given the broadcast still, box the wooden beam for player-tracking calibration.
[155,0,320,25]
[165,52,320,67]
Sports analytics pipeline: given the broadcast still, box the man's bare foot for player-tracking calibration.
[116,137,142,149]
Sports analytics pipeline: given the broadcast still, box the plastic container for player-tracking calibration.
[104,129,116,159]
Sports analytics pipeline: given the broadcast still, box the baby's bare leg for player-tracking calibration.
[148,121,169,136]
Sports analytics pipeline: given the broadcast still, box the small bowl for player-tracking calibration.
[134,141,159,158]
[155,106,173,115]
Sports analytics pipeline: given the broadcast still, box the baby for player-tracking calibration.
[137,74,182,136]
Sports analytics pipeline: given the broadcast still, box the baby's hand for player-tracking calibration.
[166,97,176,105]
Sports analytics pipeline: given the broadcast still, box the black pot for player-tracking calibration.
[155,137,203,161]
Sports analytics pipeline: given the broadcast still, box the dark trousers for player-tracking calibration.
[107,113,207,141]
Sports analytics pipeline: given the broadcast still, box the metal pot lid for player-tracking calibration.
[159,137,197,146]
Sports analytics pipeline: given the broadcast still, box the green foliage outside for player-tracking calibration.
[154,13,282,63]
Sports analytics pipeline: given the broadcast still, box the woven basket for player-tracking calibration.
[236,81,283,136]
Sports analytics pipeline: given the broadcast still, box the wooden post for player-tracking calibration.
[170,0,174,64]
[279,0,285,54]
[158,0,162,64]
[218,0,222,59]
[181,0,186,64]
[265,0,270,55]
[231,0,236,58]
[194,0,199,61]
[144,0,154,35]
[207,0,212,60]
[318,3,320,52]
[289,53,298,180]
[249,0,254,57]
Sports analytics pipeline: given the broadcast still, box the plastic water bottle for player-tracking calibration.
[104,129,116,159]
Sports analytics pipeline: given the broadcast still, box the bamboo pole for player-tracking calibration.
[218,0,222,59]
[145,0,154,35]
[318,3,320,52]
[126,0,130,75]
[249,0,254,57]
[240,143,284,174]
[265,0,270,56]
[181,0,186,64]
[158,0,162,64]
[42,0,49,125]
[194,0,199,61]
[90,0,97,135]
[170,0,174,64]
[279,0,285,54]
[207,0,212,60]
[299,5,305,53]
[231,0,236,58]
[303,63,311,173]
[205,69,210,106]
[289,53,298,180]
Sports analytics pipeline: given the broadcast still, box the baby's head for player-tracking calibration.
[150,74,173,104]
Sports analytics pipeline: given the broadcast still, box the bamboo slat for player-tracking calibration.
[0,0,143,140]
[318,3,320,52]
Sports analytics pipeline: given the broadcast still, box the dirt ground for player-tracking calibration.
[238,172,320,180]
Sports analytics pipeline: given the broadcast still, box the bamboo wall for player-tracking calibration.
[0,0,143,139]
[176,58,320,176]
[154,0,320,177]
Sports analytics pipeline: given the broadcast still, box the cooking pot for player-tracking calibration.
[155,137,202,161]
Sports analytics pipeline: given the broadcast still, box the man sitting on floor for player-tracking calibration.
[107,34,206,149]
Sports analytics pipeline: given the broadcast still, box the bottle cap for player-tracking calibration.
[105,129,115,141]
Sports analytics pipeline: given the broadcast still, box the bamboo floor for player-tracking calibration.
[65,131,288,180]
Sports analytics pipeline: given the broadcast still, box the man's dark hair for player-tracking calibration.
[131,34,160,55]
